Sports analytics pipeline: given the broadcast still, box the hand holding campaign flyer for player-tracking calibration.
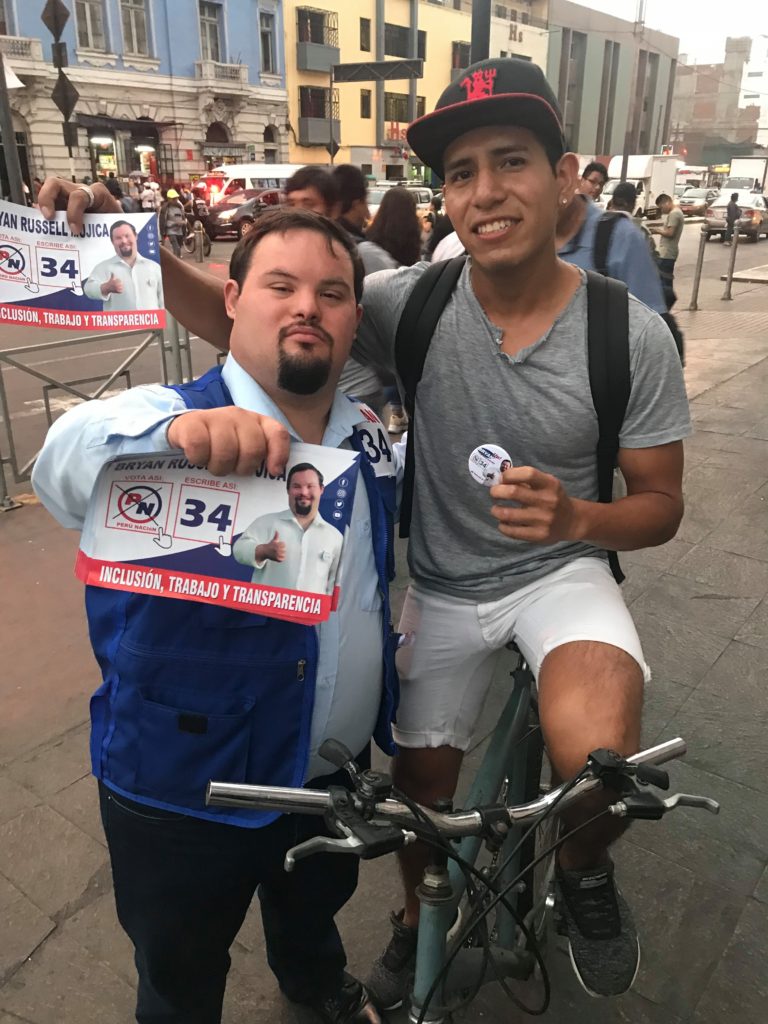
[0,198,165,331]
[75,443,361,625]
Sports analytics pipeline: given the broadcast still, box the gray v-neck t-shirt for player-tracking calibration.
[354,261,691,600]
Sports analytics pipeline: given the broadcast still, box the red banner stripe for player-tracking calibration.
[75,550,332,625]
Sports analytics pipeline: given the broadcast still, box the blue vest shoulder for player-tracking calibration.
[165,366,233,410]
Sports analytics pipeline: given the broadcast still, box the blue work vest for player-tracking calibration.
[87,367,399,827]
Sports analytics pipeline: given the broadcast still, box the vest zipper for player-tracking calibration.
[296,659,306,682]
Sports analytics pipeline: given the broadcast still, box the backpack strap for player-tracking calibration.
[395,256,467,537]
[585,270,631,584]
[593,211,623,276]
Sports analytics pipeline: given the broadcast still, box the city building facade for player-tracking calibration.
[546,0,678,160]
[283,0,549,181]
[739,37,768,149]
[670,37,758,165]
[0,0,289,194]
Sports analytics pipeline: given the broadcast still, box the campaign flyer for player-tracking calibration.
[0,198,165,331]
[75,443,361,625]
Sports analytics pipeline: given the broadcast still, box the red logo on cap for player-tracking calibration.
[460,69,497,101]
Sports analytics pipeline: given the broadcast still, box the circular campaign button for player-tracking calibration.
[468,444,513,487]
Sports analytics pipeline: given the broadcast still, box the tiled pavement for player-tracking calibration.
[1,307,767,1023]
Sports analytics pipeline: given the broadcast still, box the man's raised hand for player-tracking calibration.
[166,407,291,478]
[489,465,582,545]
[264,531,286,563]
[37,176,121,235]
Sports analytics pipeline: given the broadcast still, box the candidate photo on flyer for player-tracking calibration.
[82,219,163,312]
[233,462,343,596]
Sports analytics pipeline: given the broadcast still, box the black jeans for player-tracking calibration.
[99,750,368,1024]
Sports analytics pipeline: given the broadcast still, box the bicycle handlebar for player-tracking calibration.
[206,737,688,839]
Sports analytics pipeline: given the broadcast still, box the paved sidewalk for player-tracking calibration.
[2,310,768,1023]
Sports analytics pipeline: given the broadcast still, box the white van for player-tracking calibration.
[197,163,307,202]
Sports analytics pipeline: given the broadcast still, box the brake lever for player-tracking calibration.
[610,790,720,820]
[284,831,365,872]
[662,792,720,815]
[284,827,417,871]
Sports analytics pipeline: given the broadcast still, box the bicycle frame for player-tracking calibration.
[410,655,541,1022]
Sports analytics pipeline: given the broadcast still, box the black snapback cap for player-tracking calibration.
[407,58,566,180]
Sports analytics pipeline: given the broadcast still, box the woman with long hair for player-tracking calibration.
[358,187,423,433]
[358,186,422,272]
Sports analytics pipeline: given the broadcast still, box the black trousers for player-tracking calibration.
[99,752,367,1024]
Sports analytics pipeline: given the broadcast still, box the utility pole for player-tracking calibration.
[0,55,25,204]
[620,0,646,182]
[470,0,492,64]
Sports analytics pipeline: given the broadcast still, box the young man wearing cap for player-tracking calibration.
[354,58,689,1005]
[40,58,690,1001]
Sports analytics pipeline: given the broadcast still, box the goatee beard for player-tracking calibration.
[277,352,331,394]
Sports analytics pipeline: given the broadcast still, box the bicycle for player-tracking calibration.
[207,651,719,1023]
[182,213,212,257]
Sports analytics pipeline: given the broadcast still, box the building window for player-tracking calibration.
[360,17,371,52]
[495,4,507,17]
[0,0,12,34]
[121,0,149,55]
[384,23,426,60]
[264,125,278,162]
[384,92,425,122]
[260,11,276,72]
[297,7,339,47]
[451,41,470,70]
[199,1,222,62]
[75,0,107,50]
[747,71,763,77]
[360,88,371,118]
[300,85,339,119]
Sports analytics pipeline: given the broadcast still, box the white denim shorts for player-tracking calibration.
[393,557,651,751]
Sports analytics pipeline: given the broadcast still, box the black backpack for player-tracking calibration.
[594,212,684,364]
[394,257,630,584]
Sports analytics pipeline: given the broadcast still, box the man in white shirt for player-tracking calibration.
[234,462,343,594]
[83,220,163,311]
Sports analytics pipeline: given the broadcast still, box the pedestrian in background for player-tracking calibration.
[160,188,187,258]
[725,192,741,245]
[578,161,608,201]
[359,186,423,434]
[332,164,370,242]
[649,193,685,304]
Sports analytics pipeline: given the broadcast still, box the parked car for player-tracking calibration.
[704,191,768,242]
[678,187,720,217]
[206,188,283,240]
[367,184,433,222]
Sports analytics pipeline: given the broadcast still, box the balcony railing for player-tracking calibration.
[0,35,44,60]
[195,61,248,84]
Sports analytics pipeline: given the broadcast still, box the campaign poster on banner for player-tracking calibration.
[0,199,165,332]
[75,443,361,626]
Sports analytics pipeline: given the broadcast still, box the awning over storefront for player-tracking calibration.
[76,113,179,134]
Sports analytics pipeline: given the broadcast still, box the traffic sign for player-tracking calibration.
[325,140,340,159]
[51,69,79,121]
[41,0,70,41]
[332,59,423,83]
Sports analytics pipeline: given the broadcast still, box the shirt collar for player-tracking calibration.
[558,195,597,255]
[221,354,362,447]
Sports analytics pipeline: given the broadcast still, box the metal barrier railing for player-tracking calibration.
[0,315,194,510]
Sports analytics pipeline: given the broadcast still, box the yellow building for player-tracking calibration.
[283,0,550,180]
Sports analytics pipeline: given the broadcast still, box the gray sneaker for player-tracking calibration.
[366,910,418,1011]
[555,859,640,998]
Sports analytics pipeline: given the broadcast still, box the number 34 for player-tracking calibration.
[178,499,233,531]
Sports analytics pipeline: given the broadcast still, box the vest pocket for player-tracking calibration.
[135,686,255,807]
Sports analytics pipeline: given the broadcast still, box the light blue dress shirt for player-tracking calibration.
[558,197,667,314]
[32,356,398,778]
